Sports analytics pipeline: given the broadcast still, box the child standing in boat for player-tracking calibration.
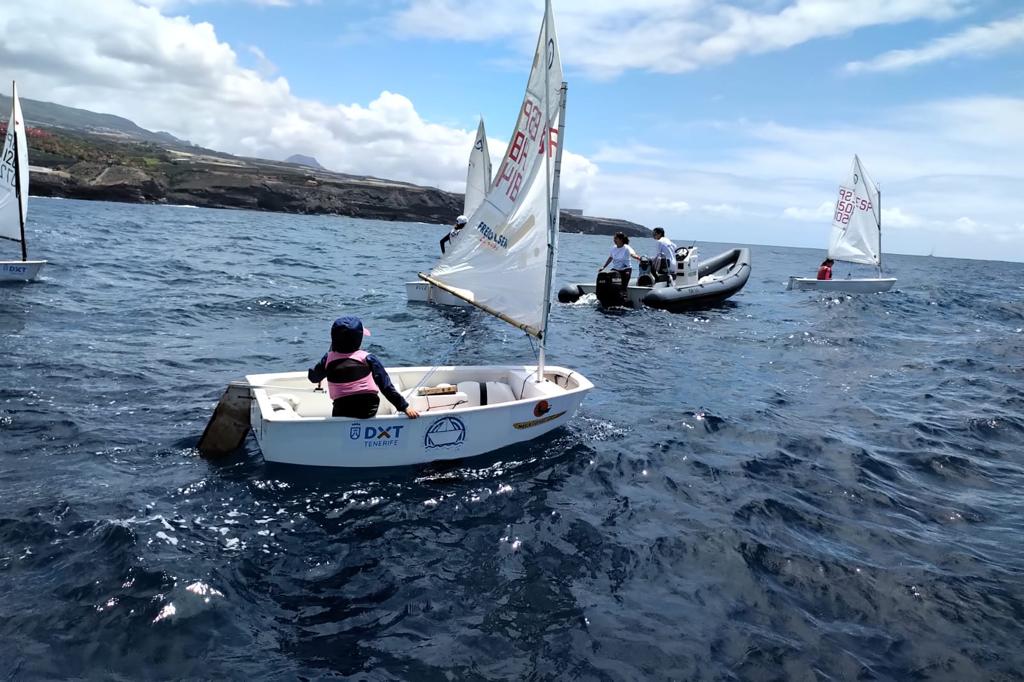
[307,316,420,420]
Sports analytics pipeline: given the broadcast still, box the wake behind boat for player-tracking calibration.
[200,0,593,468]
[558,246,751,312]
[788,155,895,293]
[1,81,46,282]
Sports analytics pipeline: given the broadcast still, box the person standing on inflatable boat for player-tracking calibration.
[651,227,678,285]
[307,316,420,420]
[599,232,642,290]
[440,215,468,254]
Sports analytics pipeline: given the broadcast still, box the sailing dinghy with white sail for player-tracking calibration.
[1,82,46,282]
[199,0,593,468]
[405,118,492,305]
[788,155,895,293]
[464,118,492,218]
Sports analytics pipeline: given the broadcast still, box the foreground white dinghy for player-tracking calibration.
[0,81,46,282]
[787,155,895,294]
[245,366,592,467]
[200,1,592,468]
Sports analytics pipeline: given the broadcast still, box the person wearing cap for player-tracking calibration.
[651,227,678,285]
[307,316,420,420]
[440,215,469,254]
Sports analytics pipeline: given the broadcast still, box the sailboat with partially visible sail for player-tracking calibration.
[199,0,593,468]
[405,117,493,306]
[464,118,492,218]
[1,82,46,282]
[787,155,896,293]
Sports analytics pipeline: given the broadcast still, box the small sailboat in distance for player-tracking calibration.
[787,155,896,293]
[199,0,593,468]
[1,81,46,282]
[406,117,493,306]
[464,117,492,218]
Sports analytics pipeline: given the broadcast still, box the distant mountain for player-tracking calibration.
[0,94,194,148]
[285,154,324,169]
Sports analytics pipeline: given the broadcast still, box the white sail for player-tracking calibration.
[0,82,28,243]
[828,155,880,266]
[426,1,563,337]
[464,118,492,217]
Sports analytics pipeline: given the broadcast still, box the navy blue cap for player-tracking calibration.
[330,315,371,352]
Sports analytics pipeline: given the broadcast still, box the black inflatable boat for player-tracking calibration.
[557,247,751,313]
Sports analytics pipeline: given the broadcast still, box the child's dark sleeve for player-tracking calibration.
[439,233,450,254]
[366,354,410,411]
[308,353,329,384]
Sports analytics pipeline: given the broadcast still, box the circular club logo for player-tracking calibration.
[533,400,551,418]
[424,416,467,449]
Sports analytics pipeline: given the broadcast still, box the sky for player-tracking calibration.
[1,0,1023,261]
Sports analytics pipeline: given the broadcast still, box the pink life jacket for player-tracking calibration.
[324,350,379,400]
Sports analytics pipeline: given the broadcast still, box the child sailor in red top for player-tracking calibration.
[816,258,834,280]
[307,316,420,420]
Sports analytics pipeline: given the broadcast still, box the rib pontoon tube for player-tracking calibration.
[558,247,751,313]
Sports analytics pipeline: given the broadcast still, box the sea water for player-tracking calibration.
[2,198,1023,678]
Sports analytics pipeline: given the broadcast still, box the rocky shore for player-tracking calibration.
[27,130,649,237]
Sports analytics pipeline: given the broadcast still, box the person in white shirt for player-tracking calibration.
[599,232,641,290]
[440,214,468,254]
[651,227,678,284]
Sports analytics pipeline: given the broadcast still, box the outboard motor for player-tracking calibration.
[595,270,629,308]
[636,256,655,287]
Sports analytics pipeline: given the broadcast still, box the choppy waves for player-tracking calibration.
[2,199,1023,679]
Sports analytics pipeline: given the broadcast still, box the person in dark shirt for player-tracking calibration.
[308,316,419,419]
[440,214,468,254]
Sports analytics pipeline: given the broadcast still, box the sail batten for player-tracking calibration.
[428,2,563,335]
[827,155,881,266]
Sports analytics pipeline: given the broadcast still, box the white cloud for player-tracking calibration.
[701,203,741,215]
[591,142,673,166]
[0,0,595,206]
[783,201,833,222]
[845,13,1024,74]
[391,0,970,77]
[246,45,278,78]
[650,199,692,213]
[881,207,921,228]
[953,216,979,234]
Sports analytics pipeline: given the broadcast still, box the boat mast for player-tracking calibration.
[538,0,560,382]
[12,82,27,261]
[876,184,882,276]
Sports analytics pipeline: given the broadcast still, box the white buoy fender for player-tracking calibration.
[198,381,252,457]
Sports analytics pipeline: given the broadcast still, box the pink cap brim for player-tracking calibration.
[363,328,371,337]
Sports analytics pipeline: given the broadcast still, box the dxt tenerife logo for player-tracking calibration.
[424,416,467,450]
[349,423,404,448]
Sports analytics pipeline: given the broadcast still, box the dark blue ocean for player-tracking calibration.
[2,198,1023,680]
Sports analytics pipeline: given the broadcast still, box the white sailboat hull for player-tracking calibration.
[787,276,896,293]
[247,364,592,467]
[0,260,46,282]
[405,280,474,307]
